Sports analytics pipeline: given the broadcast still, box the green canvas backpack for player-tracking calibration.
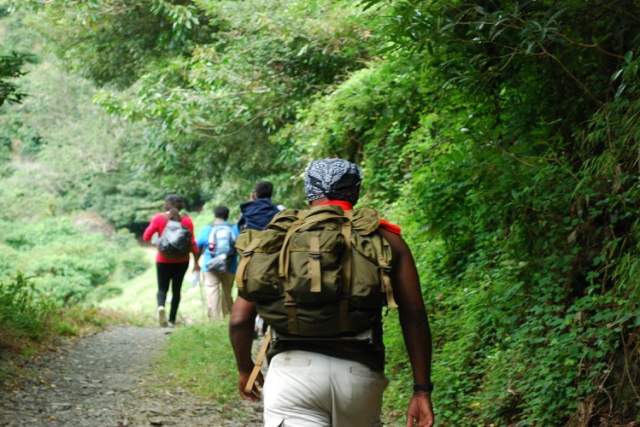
[235,205,396,337]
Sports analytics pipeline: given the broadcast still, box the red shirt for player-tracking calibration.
[316,200,401,235]
[142,213,198,263]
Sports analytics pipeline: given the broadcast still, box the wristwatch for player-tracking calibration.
[413,382,434,393]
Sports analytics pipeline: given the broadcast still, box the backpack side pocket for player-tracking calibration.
[350,233,388,309]
[236,229,284,301]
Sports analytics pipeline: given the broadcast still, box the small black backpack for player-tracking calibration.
[158,216,192,258]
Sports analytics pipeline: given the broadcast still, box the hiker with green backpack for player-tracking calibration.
[143,194,198,327]
[229,159,434,427]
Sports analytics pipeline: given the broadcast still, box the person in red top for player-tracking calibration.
[143,194,198,327]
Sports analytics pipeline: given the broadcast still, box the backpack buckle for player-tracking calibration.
[242,250,255,257]
[309,251,321,260]
[379,265,392,274]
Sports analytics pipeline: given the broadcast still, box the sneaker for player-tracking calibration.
[157,306,168,327]
[168,321,176,328]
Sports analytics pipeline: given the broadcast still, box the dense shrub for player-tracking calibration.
[277,0,640,423]
[0,273,55,342]
[0,217,147,306]
[0,272,125,378]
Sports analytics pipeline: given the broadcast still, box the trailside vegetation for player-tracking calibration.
[0,272,133,385]
[30,0,378,201]
[158,324,241,411]
[2,0,639,424]
[0,5,30,106]
[0,49,29,107]
[0,7,149,362]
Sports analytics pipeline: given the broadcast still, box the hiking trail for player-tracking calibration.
[0,326,262,426]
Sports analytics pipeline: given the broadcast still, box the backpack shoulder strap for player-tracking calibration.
[208,224,218,246]
[222,223,235,243]
[339,210,353,330]
[351,208,381,235]
[267,209,300,231]
[371,231,397,309]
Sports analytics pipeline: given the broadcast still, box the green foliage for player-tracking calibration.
[0,50,30,106]
[0,273,55,341]
[358,1,640,424]
[0,56,161,227]
[0,217,148,306]
[280,57,429,205]
[278,1,640,423]
[8,0,640,424]
[0,9,166,230]
[80,175,166,231]
[0,3,34,106]
[34,0,217,88]
[35,0,377,205]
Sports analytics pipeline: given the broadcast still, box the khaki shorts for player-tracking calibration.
[263,350,388,427]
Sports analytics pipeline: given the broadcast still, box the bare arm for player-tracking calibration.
[229,296,260,400]
[192,250,201,271]
[380,228,434,427]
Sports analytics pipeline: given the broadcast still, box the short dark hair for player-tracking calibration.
[164,194,185,210]
[214,205,229,220]
[254,181,273,199]
[163,194,185,221]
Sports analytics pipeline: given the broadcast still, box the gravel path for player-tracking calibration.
[0,326,262,426]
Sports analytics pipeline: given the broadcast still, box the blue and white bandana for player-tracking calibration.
[304,159,362,204]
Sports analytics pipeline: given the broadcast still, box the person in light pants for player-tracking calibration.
[194,205,236,321]
[203,268,234,320]
[230,159,434,427]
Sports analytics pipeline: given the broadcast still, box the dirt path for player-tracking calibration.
[0,326,262,426]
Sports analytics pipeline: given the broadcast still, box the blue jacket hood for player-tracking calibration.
[238,198,280,231]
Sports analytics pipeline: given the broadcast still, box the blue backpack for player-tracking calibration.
[206,224,235,272]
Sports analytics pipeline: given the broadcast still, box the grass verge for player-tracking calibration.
[155,323,249,417]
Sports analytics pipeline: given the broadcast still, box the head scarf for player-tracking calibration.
[304,159,362,204]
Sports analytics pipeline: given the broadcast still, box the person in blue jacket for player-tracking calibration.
[194,206,237,321]
[237,181,282,335]
[238,181,280,231]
